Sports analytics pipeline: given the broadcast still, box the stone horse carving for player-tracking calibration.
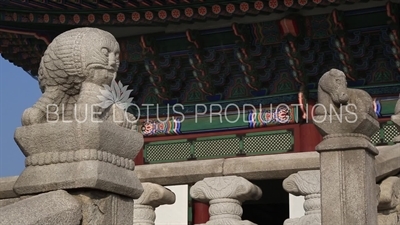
[314,68,376,118]
[22,27,135,129]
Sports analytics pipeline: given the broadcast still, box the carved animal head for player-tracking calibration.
[38,28,120,94]
[318,69,349,106]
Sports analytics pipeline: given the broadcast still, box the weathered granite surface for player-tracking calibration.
[134,182,176,225]
[314,68,376,119]
[376,144,400,181]
[314,69,380,225]
[13,27,144,198]
[377,176,400,225]
[13,121,143,198]
[22,27,136,130]
[136,152,319,185]
[71,190,134,225]
[316,120,380,225]
[283,170,321,225]
[191,176,262,225]
[0,176,18,199]
[0,190,81,225]
[133,147,399,186]
[2,145,397,189]
[1,27,144,224]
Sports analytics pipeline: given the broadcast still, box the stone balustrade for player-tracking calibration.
[190,176,262,225]
[283,170,321,225]
[133,182,176,225]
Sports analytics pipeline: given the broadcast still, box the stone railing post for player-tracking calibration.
[133,182,176,225]
[377,176,400,225]
[282,170,321,225]
[314,112,380,225]
[190,176,262,225]
[313,69,380,225]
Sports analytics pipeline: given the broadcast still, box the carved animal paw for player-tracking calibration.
[22,107,46,126]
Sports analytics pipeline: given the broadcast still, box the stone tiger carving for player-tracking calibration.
[314,68,377,119]
[22,27,136,129]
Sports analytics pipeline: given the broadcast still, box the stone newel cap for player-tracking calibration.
[190,176,262,202]
[135,183,176,208]
[313,113,379,138]
[14,121,143,159]
[283,170,320,196]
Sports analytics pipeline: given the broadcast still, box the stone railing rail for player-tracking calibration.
[1,145,398,202]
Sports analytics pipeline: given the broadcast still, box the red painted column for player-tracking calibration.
[193,200,209,224]
[134,148,144,165]
[299,123,322,152]
[299,99,322,152]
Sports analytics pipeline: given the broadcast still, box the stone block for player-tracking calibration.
[0,190,81,225]
[72,190,134,225]
[135,159,224,185]
[223,152,319,180]
[313,113,379,138]
[319,149,379,225]
[14,160,143,198]
[376,144,400,181]
[0,176,18,199]
[0,198,20,208]
[14,121,143,159]
[13,121,144,198]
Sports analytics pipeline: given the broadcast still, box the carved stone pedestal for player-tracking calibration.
[72,190,134,225]
[190,176,262,225]
[13,121,144,198]
[133,182,176,225]
[283,170,321,225]
[314,113,380,225]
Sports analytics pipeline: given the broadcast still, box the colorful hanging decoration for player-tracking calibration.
[248,106,296,128]
[140,118,182,136]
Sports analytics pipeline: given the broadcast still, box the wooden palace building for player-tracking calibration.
[1,0,400,224]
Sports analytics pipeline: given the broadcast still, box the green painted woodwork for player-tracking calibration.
[180,114,249,133]
[138,105,298,136]
[143,129,294,163]
[143,120,399,164]
[370,121,399,146]
[380,99,397,116]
